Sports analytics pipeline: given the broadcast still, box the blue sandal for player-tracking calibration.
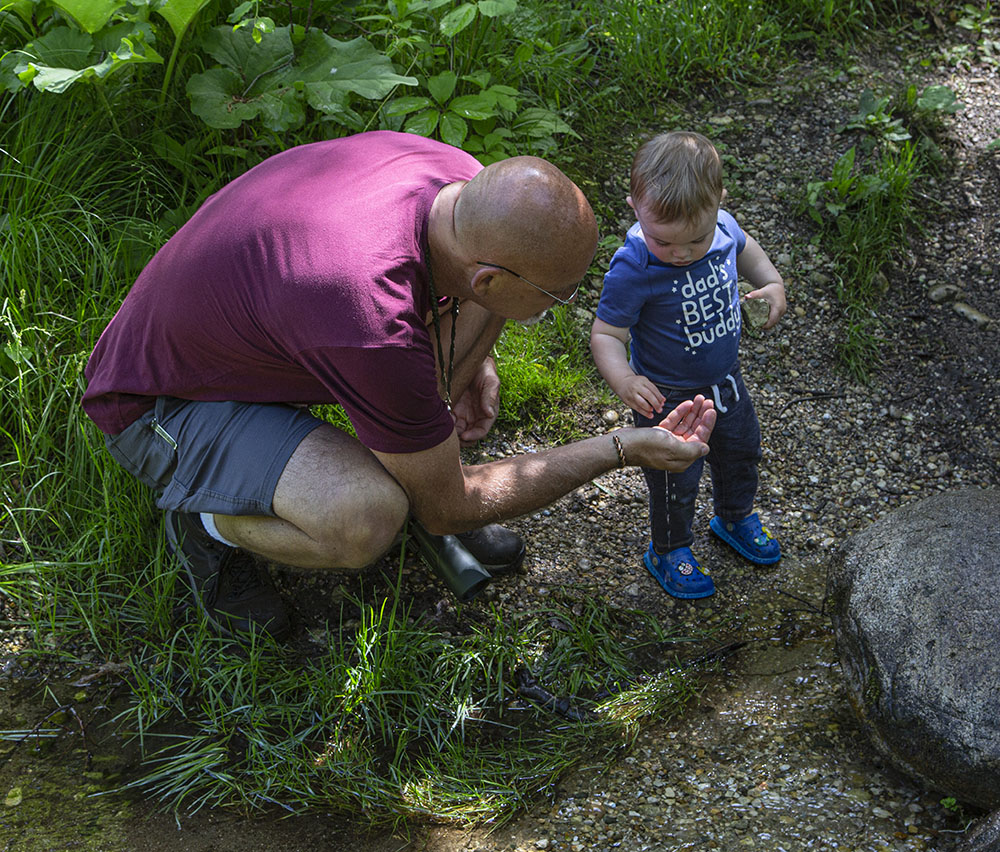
[709,512,781,564]
[644,544,715,599]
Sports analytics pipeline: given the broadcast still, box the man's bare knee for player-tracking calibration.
[273,424,410,569]
[314,504,406,570]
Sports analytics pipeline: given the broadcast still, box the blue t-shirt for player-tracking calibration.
[596,209,746,389]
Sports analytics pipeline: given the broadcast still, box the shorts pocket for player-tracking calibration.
[105,408,178,492]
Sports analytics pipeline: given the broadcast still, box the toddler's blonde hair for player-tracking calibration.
[630,131,723,226]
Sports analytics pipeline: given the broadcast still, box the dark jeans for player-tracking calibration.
[633,366,761,553]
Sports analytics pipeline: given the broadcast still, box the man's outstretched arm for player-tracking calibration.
[374,396,716,535]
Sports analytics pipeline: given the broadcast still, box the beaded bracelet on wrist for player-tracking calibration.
[612,434,627,468]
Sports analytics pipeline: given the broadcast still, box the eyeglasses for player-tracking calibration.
[475,261,581,305]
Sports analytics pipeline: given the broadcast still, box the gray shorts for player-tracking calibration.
[104,397,324,516]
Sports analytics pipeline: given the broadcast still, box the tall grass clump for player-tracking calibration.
[0,92,185,646]
[581,0,910,102]
[112,587,700,822]
[585,0,784,94]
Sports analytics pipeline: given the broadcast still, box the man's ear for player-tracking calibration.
[626,195,635,212]
[470,264,497,298]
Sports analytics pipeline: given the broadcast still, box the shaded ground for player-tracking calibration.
[2,16,998,852]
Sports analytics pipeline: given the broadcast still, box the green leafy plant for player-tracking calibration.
[0,0,423,139]
[939,794,974,828]
[893,82,964,145]
[841,88,912,146]
[801,76,965,381]
[914,83,963,115]
[383,68,576,162]
[805,146,883,222]
[955,2,994,36]
[376,0,582,162]
[804,138,922,381]
[384,69,519,150]
[186,25,417,132]
[0,0,205,111]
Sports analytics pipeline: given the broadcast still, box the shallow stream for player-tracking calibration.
[0,545,977,852]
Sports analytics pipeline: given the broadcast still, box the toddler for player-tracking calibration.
[591,131,786,599]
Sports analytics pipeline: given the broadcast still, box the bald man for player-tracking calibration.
[83,131,715,640]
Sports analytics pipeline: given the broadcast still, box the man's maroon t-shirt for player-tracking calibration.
[83,131,482,454]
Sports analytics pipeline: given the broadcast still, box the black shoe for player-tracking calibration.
[455,524,525,576]
[165,510,290,640]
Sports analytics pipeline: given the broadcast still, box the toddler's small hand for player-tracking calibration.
[617,375,665,419]
[742,282,786,330]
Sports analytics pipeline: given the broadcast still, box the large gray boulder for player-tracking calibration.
[827,488,1000,809]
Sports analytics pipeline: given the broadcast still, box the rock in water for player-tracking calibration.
[961,808,1000,852]
[827,488,1000,809]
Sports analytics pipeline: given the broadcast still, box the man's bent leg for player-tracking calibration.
[216,424,410,570]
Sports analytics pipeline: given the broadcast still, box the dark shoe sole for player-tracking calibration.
[165,512,290,640]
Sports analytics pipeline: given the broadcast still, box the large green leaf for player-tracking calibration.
[186,28,414,132]
[48,0,126,34]
[199,24,295,82]
[427,69,457,105]
[404,109,439,137]
[17,26,94,72]
[13,26,161,92]
[154,0,215,41]
[487,84,518,111]
[186,27,297,129]
[447,93,495,120]
[917,84,963,114]
[439,111,467,147]
[291,31,417,103]
[187,67,295,129]
[440,3,476,37]
[383,95,434,117]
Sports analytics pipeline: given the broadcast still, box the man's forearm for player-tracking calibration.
[388,402,712,535]
[435,423,703,533]
[455,432,623,529]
